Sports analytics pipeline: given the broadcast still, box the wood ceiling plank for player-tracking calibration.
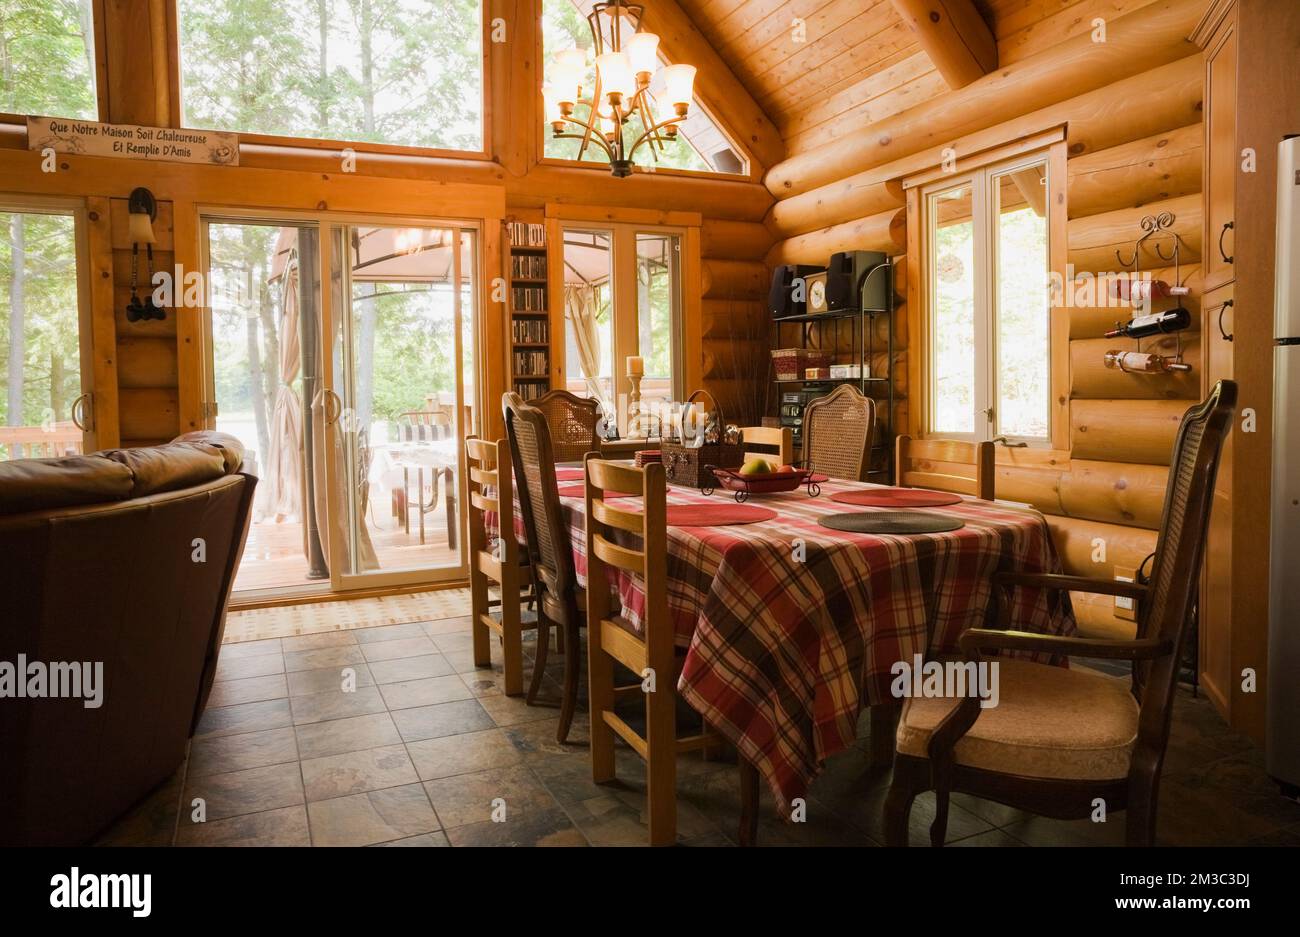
[784,70,948,153]
[740,0,890,83]
[995,0,1163,64]
[756,18,916,113]
[775,47,934,135]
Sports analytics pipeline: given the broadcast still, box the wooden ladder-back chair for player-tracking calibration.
[502,393,584,742]
[739,426,793,466]
[533,389,601,462]
[895,435,995,500]
[802,384,875,481]
[466,435,539,699]
[584,455,720,846]
[883,380,1237,847]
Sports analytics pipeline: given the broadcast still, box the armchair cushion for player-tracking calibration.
[895,660,1139,781]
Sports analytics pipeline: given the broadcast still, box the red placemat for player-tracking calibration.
[556,484,638,499]
[665,503,777,527]
[554,468,585,482]
[807,472,829,483]
[830,488,962,508]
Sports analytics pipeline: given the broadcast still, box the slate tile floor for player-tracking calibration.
[96,612,1300,847]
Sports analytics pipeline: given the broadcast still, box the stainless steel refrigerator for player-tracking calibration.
[1268,134,1300,796]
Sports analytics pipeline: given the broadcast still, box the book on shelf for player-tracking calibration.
[511,286,547,313]
[513,381,547,401]
[512,319,549,344]
[508,222,546,248]
[513,349,549,376]
[510,253,547,279]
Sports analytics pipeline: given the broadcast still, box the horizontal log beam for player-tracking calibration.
[1046,514,1158,581]
[1071,398,1189,464]
[1067,123,1202,219]
[1059,459,1170,531]
[701,259,768,299]
[890,0,997,89]
[766,52,1202,240]
[764,0,1204,198]
[766,208,907,266]
[1067,194,1202,275]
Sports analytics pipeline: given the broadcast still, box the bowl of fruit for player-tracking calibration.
[703,459,821,502]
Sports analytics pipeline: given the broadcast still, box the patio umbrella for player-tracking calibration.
[264,247,303,521]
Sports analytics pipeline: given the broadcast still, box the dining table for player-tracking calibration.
[495,466,1076,812]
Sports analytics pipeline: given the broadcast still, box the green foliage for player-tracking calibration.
[0,0,97,119]
[177,0,483,150]
[0,212,81,425]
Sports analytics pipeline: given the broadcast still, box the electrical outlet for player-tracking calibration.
[1114,567,1137,621]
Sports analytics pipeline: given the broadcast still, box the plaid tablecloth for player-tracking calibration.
[492,477,1074,809]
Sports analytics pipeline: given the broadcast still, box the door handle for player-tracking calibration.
[1218,221,1234,265]
[324,389,344,425]
[70,392,93,431]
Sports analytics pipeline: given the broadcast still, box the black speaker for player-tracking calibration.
[768,264,823,318]
[825,250,889,312]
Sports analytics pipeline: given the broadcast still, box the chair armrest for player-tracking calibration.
[959,628,1172,660]
[992,570,1148,600]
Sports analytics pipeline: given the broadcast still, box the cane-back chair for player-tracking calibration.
[802,383,875,481]
[502,393,584,742]
[532,389,601,462]
[883,381,1237,847]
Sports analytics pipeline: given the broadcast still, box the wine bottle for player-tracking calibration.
[1104,350,1192,373]
[1103,306,1192,339]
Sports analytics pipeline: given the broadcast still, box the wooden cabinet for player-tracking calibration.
[1193,0,1300,741]
[1201,11,1237,292]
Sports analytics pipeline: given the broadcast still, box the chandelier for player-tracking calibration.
[543,1,697,178]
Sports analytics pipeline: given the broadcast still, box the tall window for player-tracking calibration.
[561,224,683,430]
[541,0,745,175]
[177,0,484,151]
[925,154,1052,443]
[0,0,98,120]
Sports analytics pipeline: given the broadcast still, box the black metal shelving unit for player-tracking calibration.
[772,259,895,481]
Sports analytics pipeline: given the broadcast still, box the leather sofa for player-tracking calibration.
[0,432,256,845]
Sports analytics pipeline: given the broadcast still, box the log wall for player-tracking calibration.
[761,0,1210,639]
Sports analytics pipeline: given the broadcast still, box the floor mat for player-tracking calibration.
[223,588,473,643]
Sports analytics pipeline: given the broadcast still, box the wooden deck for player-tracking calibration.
[233,509,460,594]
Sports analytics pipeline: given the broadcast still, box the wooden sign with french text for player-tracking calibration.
[27,117,239,166]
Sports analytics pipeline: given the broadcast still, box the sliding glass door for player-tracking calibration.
[328,224,476,590]
[203,214,478,599]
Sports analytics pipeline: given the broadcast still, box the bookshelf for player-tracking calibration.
[507,221,551,401]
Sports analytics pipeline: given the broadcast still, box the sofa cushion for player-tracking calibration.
[895,659,1139,781]
[101,442,229,497]
[0,455,135,515]
[172,431,246,475]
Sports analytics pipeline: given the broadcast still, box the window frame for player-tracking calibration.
[906,129,1069,452]
[167,0,491,161]
[546,209,696,430]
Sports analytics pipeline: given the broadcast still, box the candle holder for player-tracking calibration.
[626,372,645,438]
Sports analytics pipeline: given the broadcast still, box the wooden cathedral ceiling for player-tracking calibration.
[678,0,1167,156]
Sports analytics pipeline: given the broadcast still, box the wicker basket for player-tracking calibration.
[771,348,831,382]
[660,391,744,490]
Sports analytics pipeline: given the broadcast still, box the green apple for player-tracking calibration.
[739,458,773,477]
